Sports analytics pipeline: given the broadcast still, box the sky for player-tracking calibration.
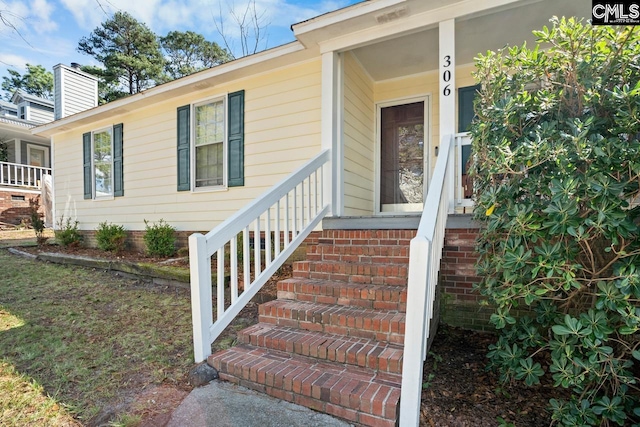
[0,0,360,89]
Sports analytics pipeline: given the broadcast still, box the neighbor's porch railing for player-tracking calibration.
[189,150,331,363]
[0,161,51,189]
[399,134,454,426]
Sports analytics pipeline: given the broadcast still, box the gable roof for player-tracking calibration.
[11,90,54,108]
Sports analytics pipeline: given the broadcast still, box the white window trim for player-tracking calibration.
[91,126,114,201]
[190,94,229,192]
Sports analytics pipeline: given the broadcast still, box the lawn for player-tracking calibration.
[0,248,194,426]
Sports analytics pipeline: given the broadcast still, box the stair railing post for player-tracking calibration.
[189,233,213,363]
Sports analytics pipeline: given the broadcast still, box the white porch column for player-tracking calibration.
[321,51,343,216]
[439,19,456,213]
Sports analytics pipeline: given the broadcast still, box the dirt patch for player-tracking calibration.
[420,324,570,426]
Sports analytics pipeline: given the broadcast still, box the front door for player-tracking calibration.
[378,100,427,213]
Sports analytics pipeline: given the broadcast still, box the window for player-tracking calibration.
[194,99,225,188]
[177,90,244,191]
[83,124,123,200]
[92,128,113,198]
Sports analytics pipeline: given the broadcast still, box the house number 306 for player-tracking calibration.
[442,55,452,96]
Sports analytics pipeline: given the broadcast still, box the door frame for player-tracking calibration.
[26,143,50,168]
[374,94,431,216]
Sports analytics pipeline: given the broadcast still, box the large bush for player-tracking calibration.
[471,18,640,426]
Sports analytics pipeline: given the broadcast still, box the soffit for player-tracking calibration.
[349,0,592,81]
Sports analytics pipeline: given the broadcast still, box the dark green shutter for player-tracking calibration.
[227,90,244,187]
[177,105,190,191]
[113,123,124,197]
[83,132,92,199]
[458,85,480,132]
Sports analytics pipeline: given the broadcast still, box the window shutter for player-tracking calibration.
[177,105,190,191]
[113,123,124,197]
[458,85,480,132]
[83,132,92,199]
[227,90,244,187]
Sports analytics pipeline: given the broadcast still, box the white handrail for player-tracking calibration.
[189,149,331,363]
[0,161,52,189]
[399,135,454,426]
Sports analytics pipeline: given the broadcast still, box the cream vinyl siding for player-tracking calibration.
[53,59,322,232]
[342,52,375,216]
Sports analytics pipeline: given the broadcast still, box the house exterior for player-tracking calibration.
[0,91,54,226]
[34,0,591,424]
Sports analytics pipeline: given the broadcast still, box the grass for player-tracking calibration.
[0,249,194,426]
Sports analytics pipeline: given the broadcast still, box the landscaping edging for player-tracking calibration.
[9,248,191,289]
[6,248,278,304]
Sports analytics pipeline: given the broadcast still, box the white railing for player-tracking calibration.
[0,161,51,189]
[189,150,331,363]
[455,132,473,209]
[399,135,454,426]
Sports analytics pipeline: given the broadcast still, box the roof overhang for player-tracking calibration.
[33,41,316,137]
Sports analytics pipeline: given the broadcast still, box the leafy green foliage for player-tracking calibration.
[55,215,82,247]
[160,31,231,80]
[143,219,176,257]
[1,64,53,100]
[471,18,640,425]
[78,11,165,101]
[95,221,127,253]
[0,138,7,162]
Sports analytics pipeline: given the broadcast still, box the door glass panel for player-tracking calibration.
[380,102,425,212]
[29,148,45,167]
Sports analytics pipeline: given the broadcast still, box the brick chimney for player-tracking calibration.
[53,63,99,120]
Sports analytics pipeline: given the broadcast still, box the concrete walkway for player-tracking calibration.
[166,381,353,427]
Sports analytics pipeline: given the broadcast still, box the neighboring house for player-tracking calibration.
[33,0,591,425]
[0,92,54,226]
[0,64,98,227]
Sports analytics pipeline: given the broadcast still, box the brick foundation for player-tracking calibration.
[439,227,489,330]
[0,189,42,227]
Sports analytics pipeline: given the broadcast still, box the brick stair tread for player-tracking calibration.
[239,323,404,373]
[259,299,406,343]
[277,277,407,311]
[293,260,408,285]
[209,344,401,425]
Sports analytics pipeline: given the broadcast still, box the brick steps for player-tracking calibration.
[293,260,408,285]
[209,345,401,427]
[259,300,406,344]
[277,278,407,312]
[208,229,415,426]
[238,323,404,374]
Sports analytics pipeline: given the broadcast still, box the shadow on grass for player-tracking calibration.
[0,250,194,426]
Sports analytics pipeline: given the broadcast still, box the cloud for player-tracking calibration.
[0,52,31,71]
[0,0,58,34]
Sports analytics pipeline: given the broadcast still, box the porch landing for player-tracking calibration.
[207,229,418,426]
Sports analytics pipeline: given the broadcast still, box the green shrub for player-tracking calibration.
[55,216,82,247]
[96,221,127,253]
[143,219,176,257]
[29,198,47,246]
[471,18,640,426]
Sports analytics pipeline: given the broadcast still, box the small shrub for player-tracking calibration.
[29,198,47,246]
[96,221,127,253]
[55,215,82,247]
[143,219,176,257]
